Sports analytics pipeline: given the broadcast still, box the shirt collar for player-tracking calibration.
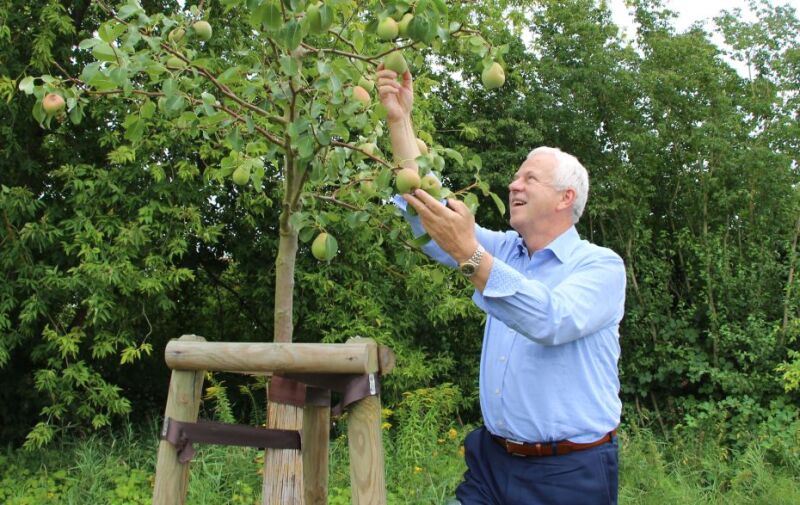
[516,226,580,263]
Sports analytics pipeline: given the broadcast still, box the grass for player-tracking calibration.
[1,421,798,504]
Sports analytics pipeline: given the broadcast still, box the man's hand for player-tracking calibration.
[376,65,414,124]
[403,189,479,263]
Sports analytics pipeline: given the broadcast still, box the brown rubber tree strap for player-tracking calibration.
[160,417,301,463]
[268,375,332,408]
[281,372,380,415]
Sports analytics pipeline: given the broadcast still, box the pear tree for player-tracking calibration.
[19,0,508,499]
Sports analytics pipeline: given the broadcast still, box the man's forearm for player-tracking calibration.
[387,116,421,169]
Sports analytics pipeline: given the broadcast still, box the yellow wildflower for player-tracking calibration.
[381,421,392,431]
[448,428,458,440]
[458,445,465,457]
[414,466,423,474]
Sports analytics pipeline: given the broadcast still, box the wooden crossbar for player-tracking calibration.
[165,340,379,374]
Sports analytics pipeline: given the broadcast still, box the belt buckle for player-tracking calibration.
[504,438,527,457]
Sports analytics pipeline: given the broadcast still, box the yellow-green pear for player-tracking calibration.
[376,17,399,40]
[481,62,505,90]
[395,168,421,194]
[357,142,378,156]
[358,76,375,92]
[193,20,212,41]
[383,51,408,75]
[398,13,413,37]
[168,27,185,43]
[232,166,250,186]
[420,174,442,199]
[166,56,187,69]
[42,93,65,114]
[352,85,371,106]
[311,232,338,261]
[416,138,429,155]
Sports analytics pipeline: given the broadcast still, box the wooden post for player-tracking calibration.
[346,338,386,505]
[152,335,206,505]
[302,403,330,505]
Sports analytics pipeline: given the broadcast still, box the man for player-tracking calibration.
[377,66,626,505]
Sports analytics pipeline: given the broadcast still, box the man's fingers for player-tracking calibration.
[402,192,434,218]
[446,198,471,216]
[413,189,451,216]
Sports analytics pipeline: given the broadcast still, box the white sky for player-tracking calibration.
[609,0,800,34]
[607,0,800,74]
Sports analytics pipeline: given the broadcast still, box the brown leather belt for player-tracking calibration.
[492,429,617,457]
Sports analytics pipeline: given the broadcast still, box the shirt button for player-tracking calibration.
[495,389,501,396]
[499,356,507,362]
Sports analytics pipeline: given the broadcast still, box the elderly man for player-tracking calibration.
[377,66,627,505]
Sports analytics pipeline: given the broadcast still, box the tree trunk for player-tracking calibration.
[263,153,306,504]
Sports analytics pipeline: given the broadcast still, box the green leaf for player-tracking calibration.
[442,148,464,166]
[140,99,156,119]
[410,233,432,248]
[18,76,34,94]
[490,192,506,216]
[69,106,83,125]
[92,42,119,63]
[117,4,143,20]
[283,19,304,50]
[464,193,479,214]
[78,38,100,50]
[252,1,283,31]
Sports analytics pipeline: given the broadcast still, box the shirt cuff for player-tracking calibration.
[483,258,524,298]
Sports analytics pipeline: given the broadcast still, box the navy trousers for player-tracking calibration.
[455,426,618,505]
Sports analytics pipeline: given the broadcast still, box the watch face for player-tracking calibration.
[460,263,477,276]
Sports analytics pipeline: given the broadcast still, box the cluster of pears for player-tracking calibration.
[350,50,408,109]
[376,11,415,41]
[165,20,212,69]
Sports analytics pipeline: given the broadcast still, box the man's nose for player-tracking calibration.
[508,177,522,192]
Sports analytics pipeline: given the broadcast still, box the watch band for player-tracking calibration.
[459,244,485,277]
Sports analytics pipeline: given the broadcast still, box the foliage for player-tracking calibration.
[0,0,798,461]
[2,421,800,504]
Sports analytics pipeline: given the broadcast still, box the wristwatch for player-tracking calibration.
[459,244,485,277]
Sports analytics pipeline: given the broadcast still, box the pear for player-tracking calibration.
[352,85,371,106]
[376,17,399,40]
[42,93,65,114]
[383,51,408,75]
[416,138,429,155]
[420,174,442,199]
[481,62,505,90]
[395,168,421,194]
[358,76,375,92]
[398,13,413,37]
[193,21,212,41]
[168,27,185,43]
[311,232,338,261]
[166,56,187,70]
[357,142,378,157]
[232,166,250,186]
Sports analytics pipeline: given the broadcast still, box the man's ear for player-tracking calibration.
[557,187,576,211]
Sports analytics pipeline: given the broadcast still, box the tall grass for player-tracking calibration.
[1,422,798,504]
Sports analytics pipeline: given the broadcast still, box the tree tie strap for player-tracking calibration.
[160,417,301,463]
[269,372,380,415]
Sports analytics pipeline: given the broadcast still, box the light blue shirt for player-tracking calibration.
[399,202,626,443]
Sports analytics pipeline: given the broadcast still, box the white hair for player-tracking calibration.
[527,146,589,224]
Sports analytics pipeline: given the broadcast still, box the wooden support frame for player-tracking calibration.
[152,335,391,505]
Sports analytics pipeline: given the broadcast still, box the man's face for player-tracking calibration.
[508,153,564,233]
